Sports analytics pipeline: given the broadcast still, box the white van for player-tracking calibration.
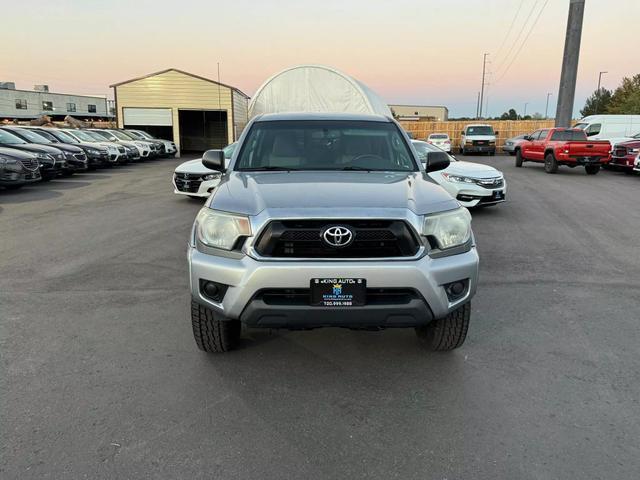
[459,124,497,155]
[573,115,640,141]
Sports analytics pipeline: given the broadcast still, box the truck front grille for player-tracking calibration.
[254,220,421,258]
[613,146,628,157]
[256,288,420,306]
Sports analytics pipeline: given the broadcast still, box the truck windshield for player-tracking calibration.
[235,121,417,172]
[550,130,588,141]
[466,126,494,135]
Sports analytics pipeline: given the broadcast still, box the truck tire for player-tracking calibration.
[515,149,523,167]
[585,165,600,175]
[191,300,241,353]
[415,302,470,351]
[544,153,558,174]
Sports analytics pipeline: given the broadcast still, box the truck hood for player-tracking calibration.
[611,137,640,148]
[209,171,458,216]
[443,161,502,178]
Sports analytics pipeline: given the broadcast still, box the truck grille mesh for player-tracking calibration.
[254,220,420,258]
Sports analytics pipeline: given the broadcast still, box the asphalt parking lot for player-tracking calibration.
[2,156,639,479]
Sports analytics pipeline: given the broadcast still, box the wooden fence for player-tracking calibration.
[400,119,557,151]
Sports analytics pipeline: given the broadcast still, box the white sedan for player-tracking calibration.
[173,143,236,198]
[426,133,452,152]
[412,140,506,208]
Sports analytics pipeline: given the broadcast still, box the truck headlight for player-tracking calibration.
[195,208,251,250]
[422,208,472,250]
[442,173,476,184]
[465,140,473,145]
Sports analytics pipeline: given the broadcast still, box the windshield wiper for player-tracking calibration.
[241,166,300,171]
[341,166,387,171]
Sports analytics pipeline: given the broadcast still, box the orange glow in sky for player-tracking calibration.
[2,0,638,117]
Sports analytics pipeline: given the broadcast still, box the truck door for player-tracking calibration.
[524,130,541,160]
[532,129,549,160]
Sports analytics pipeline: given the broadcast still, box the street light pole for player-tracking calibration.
[595,70,607,114]
[523,102,529,118]
[545,93,553,119]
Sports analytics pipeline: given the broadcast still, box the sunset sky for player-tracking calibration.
[2,0,638,118]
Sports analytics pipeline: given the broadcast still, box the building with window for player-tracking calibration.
[388,104,449,122]
[0,82,113,121]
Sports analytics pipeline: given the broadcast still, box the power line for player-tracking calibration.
[494,0,550,84]
[494,0,526,61]
[493,0,539,73]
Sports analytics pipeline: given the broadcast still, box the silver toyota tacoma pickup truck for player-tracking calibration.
[188,113,479,352]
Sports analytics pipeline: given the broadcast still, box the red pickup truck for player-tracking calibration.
[515,128,611,175]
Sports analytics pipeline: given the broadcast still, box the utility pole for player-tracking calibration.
[595,70,607,114]
[479,53,489,118]
[523,102,529,118]
[476,91,481,119]
[545,93,553,119]
[555,0,586,127]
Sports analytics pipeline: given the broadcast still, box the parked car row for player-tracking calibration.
[0,126,177,190]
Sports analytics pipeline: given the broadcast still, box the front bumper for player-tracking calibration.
[1,169,41,186]
[188,246,479,325]
[173,174,221,197]
[464,144,496,153]
[609,155,635,170]
[441,179,507,208]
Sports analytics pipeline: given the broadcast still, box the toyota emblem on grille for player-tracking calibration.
[322,226,354,248]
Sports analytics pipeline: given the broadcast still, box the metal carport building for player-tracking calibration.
[111,68,249,156]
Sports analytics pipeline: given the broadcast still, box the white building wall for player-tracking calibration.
[0,89,110,119]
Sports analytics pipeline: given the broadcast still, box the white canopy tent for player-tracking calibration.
[249,65,392,118]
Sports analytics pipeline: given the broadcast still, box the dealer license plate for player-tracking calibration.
[311,278,366,307]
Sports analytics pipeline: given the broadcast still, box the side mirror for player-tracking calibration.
[202,149,225,171]
[461,130,465,135]
[425,151,450,173]
[523,135,532,141]
[494,131,499,135]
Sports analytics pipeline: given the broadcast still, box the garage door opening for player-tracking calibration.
[123,125,174,141]
[178,110,228,152]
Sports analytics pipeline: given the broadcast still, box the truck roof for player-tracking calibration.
[253,112,392,123]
